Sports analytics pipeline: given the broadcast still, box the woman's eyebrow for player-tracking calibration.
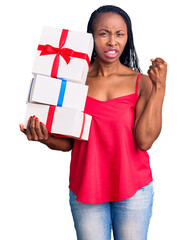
[98,29,126,33]
[98,29,110,32]
[116,30,126,33]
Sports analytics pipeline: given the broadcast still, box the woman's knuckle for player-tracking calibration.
[39,135,44,140]
[34,136,38,141]
[44,135,48,140]
[30,124,35,130]
[27,135,32,141]
[36,125,40,131]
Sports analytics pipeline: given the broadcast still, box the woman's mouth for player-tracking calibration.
[104,49,119,59]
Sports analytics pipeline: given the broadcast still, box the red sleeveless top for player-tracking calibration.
[69,73,153,204]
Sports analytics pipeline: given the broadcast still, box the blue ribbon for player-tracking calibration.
[28,78,34,102]
[57,79,67,107]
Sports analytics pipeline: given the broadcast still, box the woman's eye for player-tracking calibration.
[117,33,125,37]
[99,32,108,36]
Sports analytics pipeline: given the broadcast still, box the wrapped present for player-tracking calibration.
[27,75,88,111]
[32,26,94,84]
[24,103,92,141]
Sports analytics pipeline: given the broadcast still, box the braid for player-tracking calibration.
[87,5,142,73]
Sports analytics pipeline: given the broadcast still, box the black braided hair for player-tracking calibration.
[87,5,142,73]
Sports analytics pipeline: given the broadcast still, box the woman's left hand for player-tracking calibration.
[147,58,167,88]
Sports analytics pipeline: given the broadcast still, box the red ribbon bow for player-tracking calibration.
[37,29,90,78]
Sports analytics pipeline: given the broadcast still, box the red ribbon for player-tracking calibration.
[46,106,86,139]
[79,113,86,139]
[46,105,56,133]
[37,29,90,78]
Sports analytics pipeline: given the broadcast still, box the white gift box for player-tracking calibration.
[24,103,92,141]
[32,26,94,84]
[27,75,88,111]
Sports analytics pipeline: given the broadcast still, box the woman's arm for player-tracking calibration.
[133,58,167,151]
[19,116,74,152]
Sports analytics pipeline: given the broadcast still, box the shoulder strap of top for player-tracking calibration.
[135,73,142,94]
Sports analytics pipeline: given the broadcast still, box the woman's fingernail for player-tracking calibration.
[35,117,38,120]
[33,115,35,118]
[29,116,32,119]
[40,122,43,124]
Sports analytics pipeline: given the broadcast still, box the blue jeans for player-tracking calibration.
[69,182,154,240]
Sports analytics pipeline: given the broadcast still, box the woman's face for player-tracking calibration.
[93,12,128,63]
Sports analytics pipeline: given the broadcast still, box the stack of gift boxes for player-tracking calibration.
[24,26,94,140]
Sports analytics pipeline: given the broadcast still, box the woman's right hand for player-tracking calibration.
[20,116,49,143]
[19,116,74,151]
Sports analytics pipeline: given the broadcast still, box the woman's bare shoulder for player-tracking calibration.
[119,65,140,79]
[139,74,153,98]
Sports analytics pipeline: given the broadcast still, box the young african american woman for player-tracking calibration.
[20,5,167,240]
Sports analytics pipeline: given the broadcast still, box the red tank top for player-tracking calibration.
[69,73,153,204]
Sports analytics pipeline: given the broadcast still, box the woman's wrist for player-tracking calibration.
[40,134,73,151]
[151,82,166,99]
[39,134,54,149]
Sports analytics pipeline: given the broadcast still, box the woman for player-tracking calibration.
[20,5,167,240]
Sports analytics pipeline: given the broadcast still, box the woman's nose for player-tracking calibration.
[107,35,117,46]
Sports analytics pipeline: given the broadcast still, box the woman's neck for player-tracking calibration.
[92,58,123,77]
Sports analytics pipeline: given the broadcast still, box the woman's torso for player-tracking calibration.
[68,65,153,204]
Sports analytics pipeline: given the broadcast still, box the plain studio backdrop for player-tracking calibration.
[0,0,186,239]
